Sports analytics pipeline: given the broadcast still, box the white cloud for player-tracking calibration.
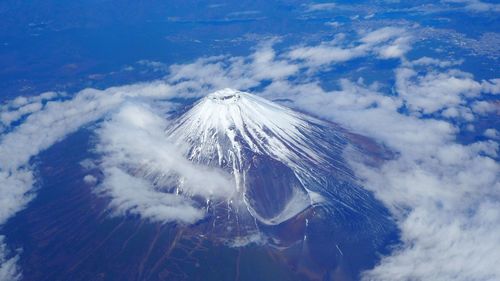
[260,59,500,281]
[288,43,366,67]
[266,80,500,281]
[97,104,235,198]
[443,0,500,12]
[0,236,20,281]
[305,3,337,12]
[1,102,43,127]
[83,175,97,185]
[98,167,205,224]
[471,101,499,115]
[360,27,406,45]
[288,27,410,68]
[167,56,258,95]
[262,79,456,157]
[362,199,500,281]
[394,65,499,117]
[227,232,266,247]
[0,170,34,226]
[484,128,500,140]
[0,82,173,172]
[360,27,411,59]
[0,92,62,132]
[166,42,299,94]
[137,60,169,72]
[250,43,299,80]
[0,81,174,279]
[94,104,235,223]
[409,56,463,68]
[481,78,500,94]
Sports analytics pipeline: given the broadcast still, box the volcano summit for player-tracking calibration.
[97,88,397,248]
[165,89,390,229]
[158,89,398,277]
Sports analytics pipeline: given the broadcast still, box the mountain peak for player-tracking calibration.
[166,89,356,224]
[169,89,324,168]
[206,88,242,103]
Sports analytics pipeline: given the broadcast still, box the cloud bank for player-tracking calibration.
[0,236,19,281]
[95,103,235,223]
[0,82,175,280]
[443,0,500,12]
[0,26,498,281]
[154,28,500,281]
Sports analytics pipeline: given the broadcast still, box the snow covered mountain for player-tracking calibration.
[167,89,391,230]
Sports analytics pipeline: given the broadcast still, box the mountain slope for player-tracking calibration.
[167,89,388,229]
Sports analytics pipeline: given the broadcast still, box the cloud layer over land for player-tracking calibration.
[96,103,235,223]
[0,26,499,281]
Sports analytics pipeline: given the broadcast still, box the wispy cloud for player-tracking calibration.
[95,104,235,223]
[443,0,500,12]
[0,236,20,281]
[288,27,410,67]
[395,65,498,116]
[305,3,337,12]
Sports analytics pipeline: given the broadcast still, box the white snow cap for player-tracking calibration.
[167,89,345,225]
[206,88,243,103]
[169,88,325,167]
